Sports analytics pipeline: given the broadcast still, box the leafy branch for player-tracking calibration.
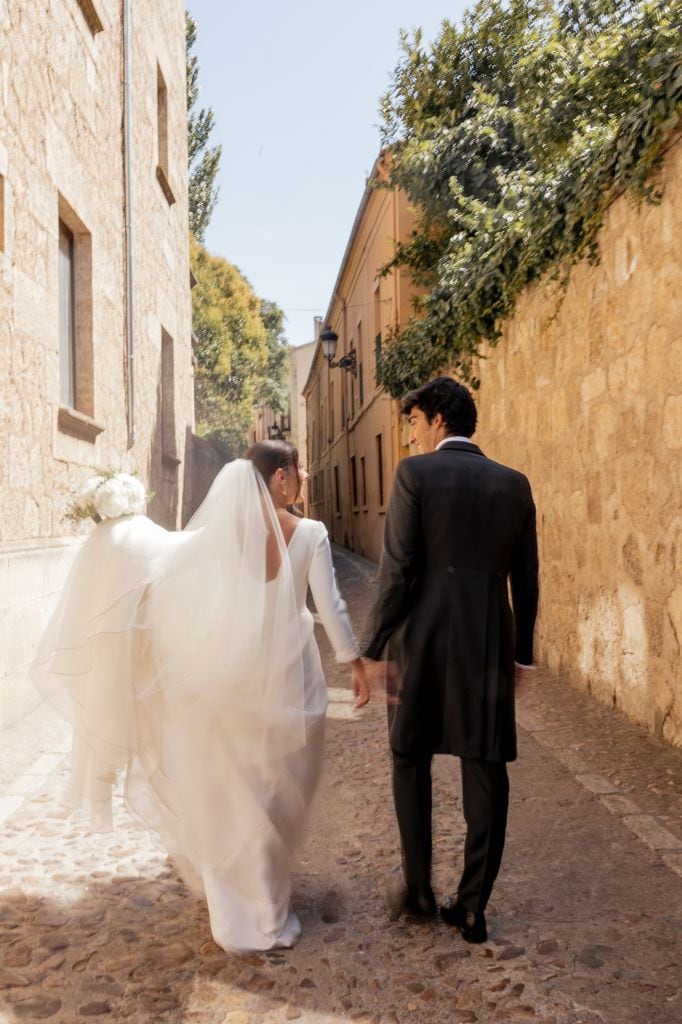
[376,0,682,396]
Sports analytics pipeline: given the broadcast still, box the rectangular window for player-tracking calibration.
[334,464,341,514]
[161,328,179,464]
[58,221,76,409]
[358,361,364,408]
[57,196,100,441]
[156,64,175,205]
[376,433,384,507]
[375,332,382,382]
[349,355,355,420]
[76,0,104,34]
[350,455,358,508]
[330,379,335,439]
[360,456,367,507]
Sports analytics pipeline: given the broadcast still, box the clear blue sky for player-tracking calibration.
[185,1,471,346]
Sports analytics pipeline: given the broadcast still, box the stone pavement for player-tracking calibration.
[1,544,681,1024]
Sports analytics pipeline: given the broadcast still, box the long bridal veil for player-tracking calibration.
[31,460,308,947]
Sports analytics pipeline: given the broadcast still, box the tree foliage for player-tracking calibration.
[186,13,222,242]
[191,238,289,455]
[377,0,682,396]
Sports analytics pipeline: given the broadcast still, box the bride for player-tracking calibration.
[31,440,369,952]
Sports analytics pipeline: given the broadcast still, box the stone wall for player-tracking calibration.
[0,0,193,728]
[182,432,229,526]
[474,136,682,746]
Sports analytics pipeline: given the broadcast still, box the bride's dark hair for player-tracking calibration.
[245,440,300,494]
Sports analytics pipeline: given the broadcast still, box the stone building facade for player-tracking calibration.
[473,135,682,746]
[303,153,417,562]
[0,0,194,729]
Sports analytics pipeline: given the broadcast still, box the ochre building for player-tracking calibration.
[303,153,418,563]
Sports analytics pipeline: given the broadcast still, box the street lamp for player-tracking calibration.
[319,326,357,376]
[266,410,291,441]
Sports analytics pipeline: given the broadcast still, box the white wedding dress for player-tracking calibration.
[32,461,359,952]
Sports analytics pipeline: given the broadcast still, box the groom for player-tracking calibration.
[364,376,538,942]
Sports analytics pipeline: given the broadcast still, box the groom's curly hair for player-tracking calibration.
[401,376,477,437]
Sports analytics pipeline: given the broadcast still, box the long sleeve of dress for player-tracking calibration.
[307,522,360,663]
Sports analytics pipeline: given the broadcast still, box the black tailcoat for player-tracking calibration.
[364,441,539,762]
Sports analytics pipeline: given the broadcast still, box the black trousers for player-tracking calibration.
[392,750,509,913]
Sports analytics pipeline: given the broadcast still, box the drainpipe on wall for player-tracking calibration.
[123,0,135,448]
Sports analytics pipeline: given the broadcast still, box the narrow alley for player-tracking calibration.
[1,545,681,1024]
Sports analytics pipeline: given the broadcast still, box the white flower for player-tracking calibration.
[115,473,147,515]
[93,478,130,519]
[79,475,105,506]
[66,470,149,523]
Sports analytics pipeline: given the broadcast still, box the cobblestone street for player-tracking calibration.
[1,544,681,1024]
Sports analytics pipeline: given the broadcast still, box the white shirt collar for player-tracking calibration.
[436,436,476,450]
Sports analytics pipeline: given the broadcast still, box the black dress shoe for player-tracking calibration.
[440,897,487,943]
[385,882,437,921]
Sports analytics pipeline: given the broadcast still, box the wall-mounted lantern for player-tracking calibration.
[319,326,357,376]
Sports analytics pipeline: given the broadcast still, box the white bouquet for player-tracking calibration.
[66,470,149,524]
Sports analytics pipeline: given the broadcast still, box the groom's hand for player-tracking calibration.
[363,658,401,705]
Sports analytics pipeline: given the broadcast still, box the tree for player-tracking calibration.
[185,16,288,452]
[191,238,289,455]
[259,300,290,414]
[186,13,222,242]
[376,0,682,396]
